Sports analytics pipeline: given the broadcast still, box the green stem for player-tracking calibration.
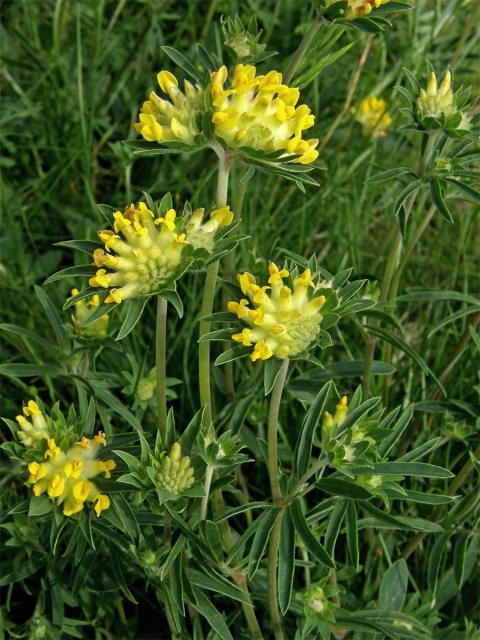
[199,146,233,427]
[284,13,322,84]
[156,295,168,443]
[268,510,285,640]
[268,358,289,504]
[200,463,214,521]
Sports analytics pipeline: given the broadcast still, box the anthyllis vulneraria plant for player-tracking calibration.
[228,262,327,361]
[70,288,109,339]
[322,0,412,31]
[355,95,392,137]
[6,400,116,518]
[89,201,231,304]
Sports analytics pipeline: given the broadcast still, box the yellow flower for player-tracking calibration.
[16,400,49,447]
[70,289,109,339]
[210,64,318,164]
[322,396,349,440]
[345,0,390,18]
[416,70,455,120]
[134,70,204,145]
[356,96,392,138]
[228,262,326,361]
[90,202,188,304]
[24,418,116,518]
[156,442,195,495]
[185,205,233,253]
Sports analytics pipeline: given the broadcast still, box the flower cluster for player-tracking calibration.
[155,443,195,495]
[355,96,392,138]
[228,262,326,361]
[16,401,115,517]
[346,0,390,18]
[134,70,204,145]
[89,202,232,304]
[70,288,109,339]
[211,64,318,164]
[416,70,454,120]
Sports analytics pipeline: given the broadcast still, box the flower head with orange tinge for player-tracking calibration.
[228,262,326,361]
[210,64,318,164]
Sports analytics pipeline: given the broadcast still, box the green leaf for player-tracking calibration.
[161,46,205,85]
[54,239,102,254]
[335,396,382,437]
[379,559,408,610]
[43,264,97,285]
[116,298,148,340]
[186,569,251,606]
[316,478,372,500]
[34,285,70,350]
[179,409,204,454]
[428,532,450,595]
[290,499,335,568]
[453,533,468,587]
[191,586,233,640]
[293,380,333,479]
[264,358,283,396]
[366,326,445,395]
[29,495,53,517]
[345,501,359,570]
[278,508,295,615]
[378,406,414,458]
[431,178,454,223]
[214,346,250,366]
[247,508,279,579]
[445,177,480,203]
[324,500,348,559]
[162,289,184,318]
[351,461,453,478]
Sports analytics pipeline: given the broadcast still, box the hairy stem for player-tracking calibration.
[156,295,168,442]
[200,463,214,521]
[268,510,285,640]
[199,147,232,427]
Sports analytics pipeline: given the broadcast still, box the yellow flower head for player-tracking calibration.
[345,0,390,18]
[16,400,49,447]
[356,96,392,138]
[322,396,348,441]
[90,202,188,304]
[416,70,455,120]
[156,442,195,495]
[228,262,326,361]
[185,205,233,253]
[210,64,319,164]
[23,409,116,518]
[134,70,204,145]
[70,289,109,339]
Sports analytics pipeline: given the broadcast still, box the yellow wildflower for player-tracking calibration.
[185,205,233,253]
[70,289,109,339]
[345,0,390,18]
[322,396,348,440]
[25,427,116,518]
[228,262,326,361]
[134,70,204,145]
[210,64,318,164]
[416,70,455,120]
[16,400,49,447]
[156,442,195,495]
[356,96,392,138]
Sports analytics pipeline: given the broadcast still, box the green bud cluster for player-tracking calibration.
[156,443,195,495]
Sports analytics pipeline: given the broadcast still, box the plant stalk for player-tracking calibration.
[156,295,168,443]
[268,510,285,640]
[268,358,289,504]
[284,13,322,84]
[199,146,233,427]
[200,463,214,521]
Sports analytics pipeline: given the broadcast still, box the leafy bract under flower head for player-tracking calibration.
[89,200,233,305]
[355,96,392,138]
[210,64,319,164]
[70,288,109,339]
[134,70,204,146]
[228,262,326,361]
[17,400,115,518]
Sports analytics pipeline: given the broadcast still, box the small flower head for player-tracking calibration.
[345,0,390,18]
[185,205,234,253]
[70,289,109,339]
[210,64,318,164]
[415,69,472,133]
[228,262,326,361]
[304,583,336,622]
[155,442,195,495]
[90,202,188,304]
[134,70,204,146]
[16,401,49,447]
[356,96,392,138]
[26,429,116,517]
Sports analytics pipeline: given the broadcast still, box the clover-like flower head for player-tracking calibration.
[211,64,318,164]
[134,70,204,145]
[89,201,233,305]
[155,443,195,495]
[417,70,455,120]
[355,96,392,138]
[70,289,109,339]
[345,0,390,17]
[228,262,326,361]
[18,400,116,518]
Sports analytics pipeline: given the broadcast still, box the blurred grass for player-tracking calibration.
[0,0,478,419]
